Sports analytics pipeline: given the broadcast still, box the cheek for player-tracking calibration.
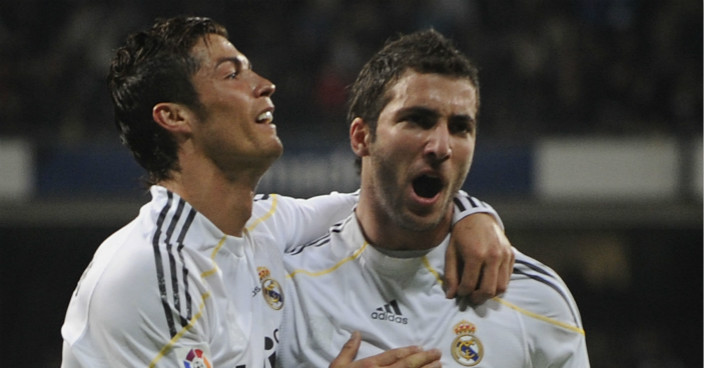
[454,140,475,169]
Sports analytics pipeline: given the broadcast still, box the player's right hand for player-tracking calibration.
[329,331,442,368]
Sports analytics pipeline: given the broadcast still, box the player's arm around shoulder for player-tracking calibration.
[502,250,590,366]
[252,191,358,252]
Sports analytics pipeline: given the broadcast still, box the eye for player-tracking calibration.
[222,64,241,80]
[403,113,434,129]
[449,117,475,135]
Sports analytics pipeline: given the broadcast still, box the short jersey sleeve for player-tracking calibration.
[251,191,359,253]
[452,190,504,229]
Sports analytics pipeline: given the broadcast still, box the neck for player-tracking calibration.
[160,153,268,237]
[355,188,452,251]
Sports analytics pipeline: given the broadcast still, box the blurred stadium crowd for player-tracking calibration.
[0,0,701,146]
[0,2,701,367]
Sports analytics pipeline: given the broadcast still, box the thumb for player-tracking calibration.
[329,331,361,368]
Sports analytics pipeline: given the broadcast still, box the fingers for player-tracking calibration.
[468,262,495,304]
[333,342,441,368]
[388,348,441,368]
[448,213,515,301]
[329,331,362,368]
[496,246,516,294]
[372,347,441,368]
[371,346,425,366]
[444,240,459,298]
[455,255,481,297]
[468,237,515,304]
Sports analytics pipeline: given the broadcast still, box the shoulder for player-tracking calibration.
[62,220,163,342]
[82,223,163,315]
[502,250,584,332]
[284,221,350,273]
[249,193,287,230]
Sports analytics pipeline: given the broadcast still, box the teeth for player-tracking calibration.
[256,111,273,123]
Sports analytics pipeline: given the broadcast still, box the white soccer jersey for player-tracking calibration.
[61,186,358,368]
[278,214,590,367]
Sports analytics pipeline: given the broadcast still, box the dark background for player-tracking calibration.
[0,1,701,367]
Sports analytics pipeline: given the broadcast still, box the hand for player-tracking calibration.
[444,213,515,303]
[330,331,442,368]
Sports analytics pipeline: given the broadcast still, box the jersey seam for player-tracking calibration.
[492,297,585,335]
[247,193,279,232]
[286,242,369,279]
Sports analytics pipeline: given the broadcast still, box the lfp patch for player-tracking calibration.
[182,348,212,368]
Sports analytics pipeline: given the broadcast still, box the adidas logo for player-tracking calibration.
[370,300,408,325]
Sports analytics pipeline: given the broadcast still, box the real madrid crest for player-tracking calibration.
[258,266,284,310]
[451,320,484,366]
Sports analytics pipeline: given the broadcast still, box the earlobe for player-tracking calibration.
[349,117,370,157]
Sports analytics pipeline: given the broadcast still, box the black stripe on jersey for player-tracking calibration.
[330,221,345,233]
[254,193,270,201]
[153,191,177,337]
[164,199,184,326]
[286,220,344,255]
[177,208,197,321]
[512,261,581,328]
[287,234,331,255]
[515,259,553,278]
[152,193,198,337]
[453,197,467,212]
[454,193,486,213]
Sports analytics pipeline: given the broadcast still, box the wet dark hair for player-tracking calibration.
[346,29,480,171]
[347,28,480,134]
[107,16,228,184]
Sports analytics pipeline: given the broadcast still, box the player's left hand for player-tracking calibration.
[444,213,515,304]
[330,331,442,368]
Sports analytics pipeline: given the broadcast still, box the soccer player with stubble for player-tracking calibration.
[60,16,514,368]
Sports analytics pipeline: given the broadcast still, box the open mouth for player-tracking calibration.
[256,111,273,124]
[412,174,443,199]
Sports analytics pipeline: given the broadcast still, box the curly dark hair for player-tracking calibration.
[107,16,228,185]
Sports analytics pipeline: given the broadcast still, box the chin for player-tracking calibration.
[262,141,284,158]
[396,211,447,232]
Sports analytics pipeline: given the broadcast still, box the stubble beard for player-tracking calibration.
[373,156,452,233]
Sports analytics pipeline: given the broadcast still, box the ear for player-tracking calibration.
[152,103,193,136]
[350,117,371,157]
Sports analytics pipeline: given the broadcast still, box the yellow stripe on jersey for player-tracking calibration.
[421,256,444,286]
[150,234,231,366]
[421,258,583,334]
[149,291,212,367]
[286,242,370,279]
[201,235,227,278]
[492,297,585,335]
[247,193,279,232]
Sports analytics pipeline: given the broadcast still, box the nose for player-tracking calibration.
[424,125,452,162]
[253,73,276,97]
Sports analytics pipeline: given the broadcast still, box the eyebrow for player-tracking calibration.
[215,56,252,70]
[396,106,440,120]
[396,106,474,122]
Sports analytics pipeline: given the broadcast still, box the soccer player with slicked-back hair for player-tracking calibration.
[60,16,515,368]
